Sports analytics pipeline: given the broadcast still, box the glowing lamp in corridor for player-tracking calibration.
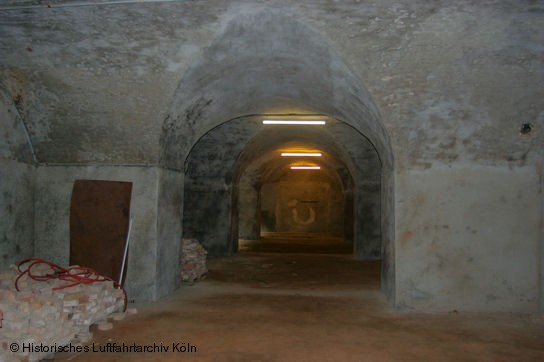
[290,166,321,170]
[281,152,322,157]
[262,120,326,125]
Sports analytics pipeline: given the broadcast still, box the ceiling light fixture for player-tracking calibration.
[281,152,322,157]
[290,166,321,170]
[262,120,326,125]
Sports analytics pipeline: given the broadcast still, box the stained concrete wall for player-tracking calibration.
[156,168,183,299]
[355,183,381,259]
[34,165,162,302]
[327,123,383,260]
[396,165,541,311]
[381,166,396,303]
[536,162,544,311]
[0,160,34,267]
[260,183,276,231]
[182,120,251,255]
[0,85,35,268]
[238,174,260,240]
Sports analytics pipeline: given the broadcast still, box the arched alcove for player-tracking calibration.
[160,10,395,302]
[181,114,387,272]
[231,120,380,260]
[236,140,351,240]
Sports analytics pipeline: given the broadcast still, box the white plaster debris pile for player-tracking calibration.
[181,239,208,283]
[0,263,125,362]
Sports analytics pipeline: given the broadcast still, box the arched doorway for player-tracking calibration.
[180,113,389,282]
[160,11,395,302]
[232,117,381,260]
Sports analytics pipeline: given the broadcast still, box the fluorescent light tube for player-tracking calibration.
[281,152,322,157]
[262,120,326,125]
[290,166,321,170]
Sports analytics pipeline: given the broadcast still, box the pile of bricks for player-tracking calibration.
[181,239,208,283]
[0,263,125,362]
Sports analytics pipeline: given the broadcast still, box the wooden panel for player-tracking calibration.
[70,180,132,284]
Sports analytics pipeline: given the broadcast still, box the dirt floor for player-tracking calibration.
[55,234,544,361]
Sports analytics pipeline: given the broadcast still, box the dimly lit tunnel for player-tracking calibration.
[161,12,396,299]
[2,1,543,360]
[182,115,383,260]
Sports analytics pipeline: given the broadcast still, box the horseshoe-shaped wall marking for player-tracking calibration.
[292,206,316,225]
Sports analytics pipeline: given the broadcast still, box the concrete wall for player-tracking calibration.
[0,85,35,268]
[354,183,381,259]
[181,120,254,256]
[238,173,260,240]
[34,165,162,302]
[156,168,183,299]
[0,160,34,267]
[537,162,544,311]
[396,165,541,311]
[327,123,384,260]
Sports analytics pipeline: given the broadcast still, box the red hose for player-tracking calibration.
[15,257,127,312]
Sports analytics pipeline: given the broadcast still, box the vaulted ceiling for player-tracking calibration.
[0,0,542,169]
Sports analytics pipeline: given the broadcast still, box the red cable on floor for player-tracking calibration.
[15,257,128,312]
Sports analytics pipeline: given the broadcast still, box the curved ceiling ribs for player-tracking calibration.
[164,10,395,300]
[159,10,392,171]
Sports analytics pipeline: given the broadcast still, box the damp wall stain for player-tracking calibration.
[396,164,541,311]
[0,159,34,268]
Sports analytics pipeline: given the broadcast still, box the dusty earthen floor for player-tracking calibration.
[56,234,544,361]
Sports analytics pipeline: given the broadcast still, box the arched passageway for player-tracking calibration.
[160,10,395,302]
[181,114,389,288]
[232,116,381,260]
[182,115,381,257]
